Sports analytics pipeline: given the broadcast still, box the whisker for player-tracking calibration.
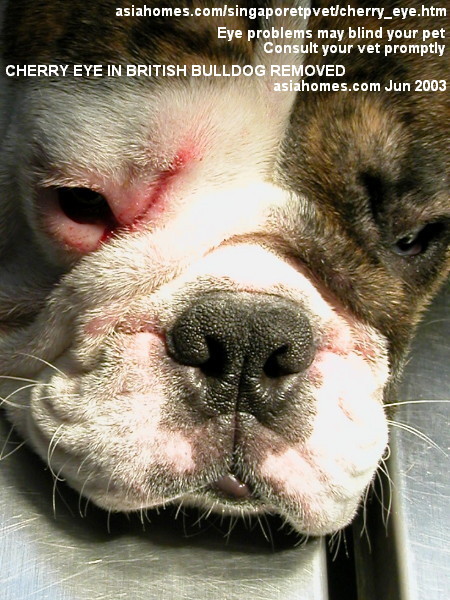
[0,396,26,409]
[138,507,146,529]
[382,444,392,461]
[359,484,371,545]
[17,352,66,377]
[342,529,351,558]
[52,462,68,517]
[1,394,78,411]
[377,460,393,529]
[82,491,92,519]
[256,512,274,547]
[104,464,124,510]
[387,420,447,456]
[378,457,393,487]
[421,317,450,327]
[0,375,42,384]
[144,508,152,526]
[191,504,211,528]
[294,532,309,548]
[37,393,78,401]
[0,439,27,461]
[328,531,336,550]
[332,528,351,559]
[3,382,43,400]
[47,424,67,482]
[174,500,185,521]
[196,500,217,525]
[0,424,27,460]
[76,452,94,478]
[0,386,78,410]
[52,472,75,519]
[329,529,343,561]
[385,399,450,408]
[78,473,94,518]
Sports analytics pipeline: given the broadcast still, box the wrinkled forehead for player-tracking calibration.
[10,74,288,193]
[1,0,309,183]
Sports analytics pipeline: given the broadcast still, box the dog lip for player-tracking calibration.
[212,474,253,500]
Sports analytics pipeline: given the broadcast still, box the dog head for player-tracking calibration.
[0,1,448,536]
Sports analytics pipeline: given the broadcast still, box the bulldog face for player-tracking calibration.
[0,1,448,536]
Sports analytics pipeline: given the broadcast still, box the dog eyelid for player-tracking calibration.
[393,222,446,257]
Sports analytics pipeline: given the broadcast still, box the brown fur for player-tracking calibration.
[3,1,260,65]
[279,0,449,374]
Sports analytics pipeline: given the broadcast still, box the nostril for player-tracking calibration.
[167,292,316,418]
[167,292,315,378]
[167,326,229,378]
[263,344,291,378]
[200,336,227,378]
[263,326,315,378]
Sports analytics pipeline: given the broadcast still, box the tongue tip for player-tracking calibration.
[214,474,252,499]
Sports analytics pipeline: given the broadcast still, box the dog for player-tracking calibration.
[0,0,448,537]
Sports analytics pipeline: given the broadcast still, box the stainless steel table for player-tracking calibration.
[1,282,448,600]
[354,280,450,600]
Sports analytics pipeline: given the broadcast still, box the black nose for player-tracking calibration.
[166,292,314,418]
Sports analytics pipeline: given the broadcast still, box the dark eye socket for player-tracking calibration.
[393,222,445,257]
[58,187,113,224]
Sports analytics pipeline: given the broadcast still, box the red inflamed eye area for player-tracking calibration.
[35,148,198,253]
[36,178,172,254]
[36,186,119,254]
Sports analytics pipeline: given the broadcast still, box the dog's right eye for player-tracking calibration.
[35,185,120,255]
[57,187,113,225]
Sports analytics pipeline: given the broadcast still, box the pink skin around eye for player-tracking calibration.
[37,187,110,254]
[38,145,197,254]
[105,147,196,228]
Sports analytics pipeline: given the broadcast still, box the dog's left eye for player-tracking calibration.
[393,223,444,257]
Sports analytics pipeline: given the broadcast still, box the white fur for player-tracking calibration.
[1,234,389,533]
[0,5,391,534]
